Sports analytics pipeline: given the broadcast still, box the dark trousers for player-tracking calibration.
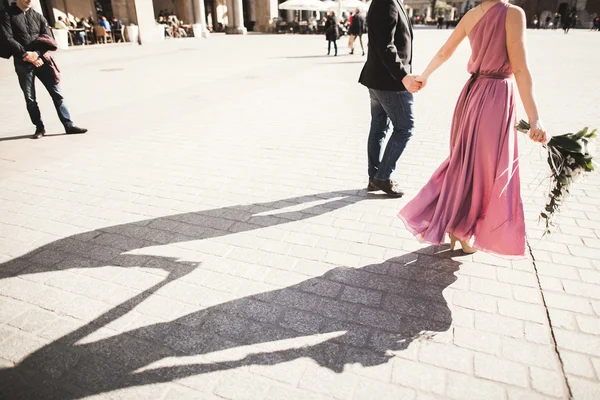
[15,61,73,130]
[367,88,415,181]
[327,40,337,55]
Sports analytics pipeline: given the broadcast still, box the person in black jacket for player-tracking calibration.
[0,0,87,139]
[324,11,339,56]
[358,0,422,197]
[348,8,365,56]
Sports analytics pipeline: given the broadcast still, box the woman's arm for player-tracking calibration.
[506,6,547,143]
[416,16,468,85]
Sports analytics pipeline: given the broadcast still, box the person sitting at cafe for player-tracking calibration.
[111,17,124,42]
[157,16,173,37]
[77,17,92,43]
[71,17,86,44]
[99,16,111,32]
[54,16,69,30]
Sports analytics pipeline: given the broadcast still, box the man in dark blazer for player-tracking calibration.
[359,0,421,197]
[348,9,366,56]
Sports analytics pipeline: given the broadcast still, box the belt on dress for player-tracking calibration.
[465,72,511,95]
[470,72,511,80]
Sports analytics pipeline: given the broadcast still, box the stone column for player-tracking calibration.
[232,0,247,34]
[225,0,235,30]
[134,0,163,44]
[192,0,210,37]
[254,0,278,32]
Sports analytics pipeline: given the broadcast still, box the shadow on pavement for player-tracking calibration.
[0,133,68,142]
[0,189,461,399]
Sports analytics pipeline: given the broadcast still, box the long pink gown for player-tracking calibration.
[398,2,526,258]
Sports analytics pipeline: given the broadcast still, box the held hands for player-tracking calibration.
[528,120,548,144]
[402,75,424,94]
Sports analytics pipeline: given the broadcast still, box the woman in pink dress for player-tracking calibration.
[398,0,548,257]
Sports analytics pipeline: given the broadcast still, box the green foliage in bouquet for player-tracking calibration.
[516,120,597,235]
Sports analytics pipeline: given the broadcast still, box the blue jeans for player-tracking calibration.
[367,88,415,181]
[15,61,73,130]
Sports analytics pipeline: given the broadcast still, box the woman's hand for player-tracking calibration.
[415,75,428,89]
[528,119,548,144]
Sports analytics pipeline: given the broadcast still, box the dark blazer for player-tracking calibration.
[1,5,51,60]
[349,13,366,36]
[358,0,413,91]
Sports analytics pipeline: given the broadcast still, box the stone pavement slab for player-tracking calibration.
[0,31,599,399]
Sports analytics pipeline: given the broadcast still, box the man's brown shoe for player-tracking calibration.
[371,179,404,197]
[367,180,378,191]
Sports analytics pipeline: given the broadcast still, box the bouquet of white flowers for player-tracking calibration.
[517,120,596,235]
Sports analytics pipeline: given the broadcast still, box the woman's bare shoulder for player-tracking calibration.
[506,4,526,21]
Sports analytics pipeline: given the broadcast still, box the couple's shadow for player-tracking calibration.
[0,190,461,399]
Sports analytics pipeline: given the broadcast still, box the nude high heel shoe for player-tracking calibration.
[448,233,477,254]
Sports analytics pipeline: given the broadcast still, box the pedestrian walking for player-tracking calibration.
[398,0,548,257]
[0,0,87,139]
[359,0,421,197]
[563,13,572,34]
[324,11,339,56]
[348,8,365,56]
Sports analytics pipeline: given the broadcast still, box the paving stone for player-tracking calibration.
[265,385,332,400]
[418,342,473,373]
[474,354,529,388]
[524,322,552,345]
[452,291,496,313]
[561,351,596,379]
[568,376,600,400]
[352,377,416,400]
[497,269,538,288]
[298,366,357,399]
[453,327,501,355]
[279,309,325,334]
[445,372,506,400]
[497,299,547,324]
[470,277,512,299]
[0,330,49,364]
[391,358,446,395]
[340,286,382,307]
[7,307,58,334]
[213,372,273,400]
[501,337,558,369]
[555,329,600,357]
[475,312,524,338]
[296,278,342,298]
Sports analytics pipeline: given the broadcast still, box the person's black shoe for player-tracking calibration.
[371,179,404,197]
[65,126,88,134]
[367,180,378,191]
[32,127,45,139]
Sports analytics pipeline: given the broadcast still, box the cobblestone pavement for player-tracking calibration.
[0,30,599,399]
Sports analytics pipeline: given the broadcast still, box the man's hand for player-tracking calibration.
[402,75,423,94]
[32,59,44,67]
[23,51,39,63]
